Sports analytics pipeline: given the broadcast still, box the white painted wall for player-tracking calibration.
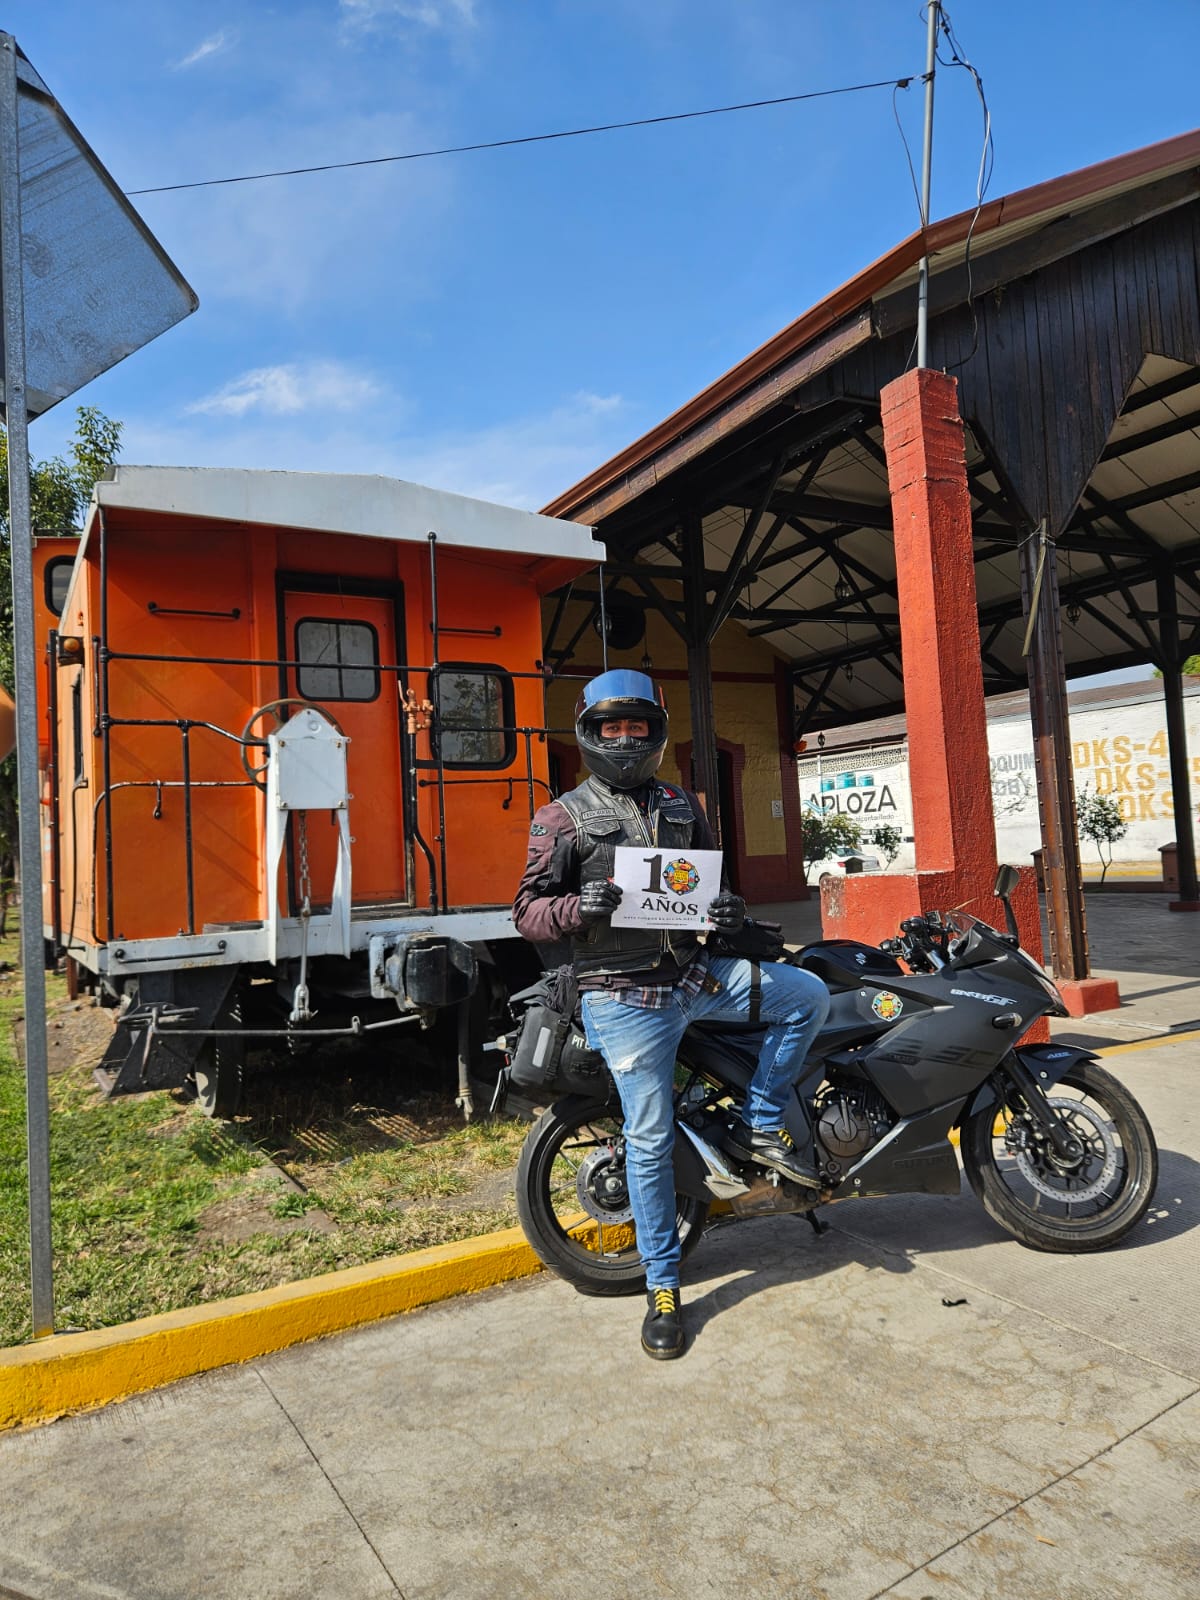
[797,685,1200,874]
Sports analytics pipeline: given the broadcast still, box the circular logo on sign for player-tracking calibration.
[871,991,903,1021]
[663,857,700,895]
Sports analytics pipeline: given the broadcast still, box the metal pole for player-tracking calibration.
[1156,566,1199,906]
[1020,526,1089,981]
[596,566,608,672]
[681,510,720,834]
[916,1,940,370]
[0,36,54,1337]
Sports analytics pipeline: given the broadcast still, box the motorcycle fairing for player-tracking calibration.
[831,976,1008,1118]
[962,1043,1100,1118]
[829,1097,963,1199]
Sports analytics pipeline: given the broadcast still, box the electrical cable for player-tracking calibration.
[935,4,995,371]
[125,76,914,196]
[892,78,923,221]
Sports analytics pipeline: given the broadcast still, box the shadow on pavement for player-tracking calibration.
[813,1146,1196,1254]
[677,1144,1195,1333]
[682,1212,916,1338]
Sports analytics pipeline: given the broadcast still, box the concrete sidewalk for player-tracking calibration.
[0,894,1195,1600]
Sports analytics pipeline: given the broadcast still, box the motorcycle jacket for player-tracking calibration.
[513,774,715,981]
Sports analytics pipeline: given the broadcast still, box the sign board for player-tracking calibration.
[0,42,197,418]
[609,846,723,930]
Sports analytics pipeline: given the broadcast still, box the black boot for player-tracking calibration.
[725,1119,822,1190]
[641,1286,685,1360]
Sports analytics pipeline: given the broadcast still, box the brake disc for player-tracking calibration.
[1011,1097,1119,1202]
[575,1144,633,1224]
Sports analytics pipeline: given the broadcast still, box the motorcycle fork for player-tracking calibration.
[997,1053,1084,1163]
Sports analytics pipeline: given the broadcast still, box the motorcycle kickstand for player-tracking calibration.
[803,1208,827,1236]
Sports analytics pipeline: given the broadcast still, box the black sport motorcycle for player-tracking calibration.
[510,867,1158,1295]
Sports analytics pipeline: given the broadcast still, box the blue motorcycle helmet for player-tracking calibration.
[575,668,668,790]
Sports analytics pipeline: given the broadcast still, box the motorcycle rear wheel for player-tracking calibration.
[961,1060,1157,1252]
[515,1095,710,1296]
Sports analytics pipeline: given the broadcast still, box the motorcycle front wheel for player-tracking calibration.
[961,1059,1158,1252]
[515,1095,710,1296]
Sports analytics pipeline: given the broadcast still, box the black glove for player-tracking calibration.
[578,879,623,927]
[706,891,746,933]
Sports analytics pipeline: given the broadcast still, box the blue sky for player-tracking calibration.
[8,0,1200,532]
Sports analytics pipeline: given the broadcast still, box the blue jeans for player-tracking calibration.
[579,957,830,1290]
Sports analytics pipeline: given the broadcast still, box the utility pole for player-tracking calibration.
[916,1,940,369]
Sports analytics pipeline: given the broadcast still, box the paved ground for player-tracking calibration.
[0,895,1196,1600]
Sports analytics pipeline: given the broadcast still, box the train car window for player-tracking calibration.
[45,556,75,617]
[294,618,380,702]
[430,664,515,769]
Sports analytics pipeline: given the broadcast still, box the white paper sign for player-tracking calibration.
[609,846,724,930]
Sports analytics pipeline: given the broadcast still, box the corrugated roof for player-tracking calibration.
[86,464,603,567]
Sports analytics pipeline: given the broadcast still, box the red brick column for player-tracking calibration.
[820,369,1066,1036]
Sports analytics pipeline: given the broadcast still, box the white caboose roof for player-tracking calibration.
[86,465,604,565]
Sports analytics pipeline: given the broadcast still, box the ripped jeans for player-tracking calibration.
[579,956,830,1289]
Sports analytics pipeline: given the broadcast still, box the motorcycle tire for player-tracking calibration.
[961,1059,1157,1252]
[515,1095,710,1296]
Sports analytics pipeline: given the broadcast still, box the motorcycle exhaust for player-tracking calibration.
[728,1173,819,1218]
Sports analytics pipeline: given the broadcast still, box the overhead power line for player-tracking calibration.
[126,76,914,197]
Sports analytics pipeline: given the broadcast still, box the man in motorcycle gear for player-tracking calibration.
[513,669,830,1359]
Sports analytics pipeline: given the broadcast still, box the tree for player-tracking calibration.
[800,808,863,883]
[0,406,123,923]
[1152,655,1200,677]
[869,822,903,868]
[1076,784,1128,885]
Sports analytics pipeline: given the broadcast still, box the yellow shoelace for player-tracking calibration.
[776,1129,795,1150]
[652,1288,677,1315]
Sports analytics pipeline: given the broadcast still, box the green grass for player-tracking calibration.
[0,937,528,1346]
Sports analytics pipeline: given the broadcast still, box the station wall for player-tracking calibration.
[797,681,1200,880]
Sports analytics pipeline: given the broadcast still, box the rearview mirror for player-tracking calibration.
[994,863,1019,899]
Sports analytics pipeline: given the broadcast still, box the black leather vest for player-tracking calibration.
[556,775,704,979]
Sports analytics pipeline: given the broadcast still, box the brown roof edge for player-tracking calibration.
[543,127,1200,524]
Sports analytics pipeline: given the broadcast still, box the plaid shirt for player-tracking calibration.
[586,950,712,1010]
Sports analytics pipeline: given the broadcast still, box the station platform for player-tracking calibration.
[0,894,1196,1599]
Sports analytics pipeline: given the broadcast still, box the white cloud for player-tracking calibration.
[187,361,384,418]
[119,389,632,511]
[339,0,476,32]
[393,392,627,506]
[173,30,236,70]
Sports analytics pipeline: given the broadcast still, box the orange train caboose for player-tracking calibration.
[35,466,601,1113]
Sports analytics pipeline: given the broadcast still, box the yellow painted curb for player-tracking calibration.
[0,1225,543,1433]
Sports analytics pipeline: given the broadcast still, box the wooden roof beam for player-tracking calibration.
[1120,365,1200,414]
[1076,465,1200,522]
[1100,402,1200,461]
